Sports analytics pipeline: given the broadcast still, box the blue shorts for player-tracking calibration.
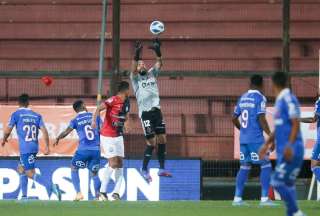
[71,150,100,173]
[311,141,320,161]
[240,143,269,165]
[20,153,37,171]
[272,145,304,186]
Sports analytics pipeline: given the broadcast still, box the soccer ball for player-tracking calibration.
[150,21,165,35]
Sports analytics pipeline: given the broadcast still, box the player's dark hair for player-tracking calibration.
[250,74,263,87]
[118,81,130,93]
[272,72,288,88]
[73,100,84,112]
[18,93,29,107]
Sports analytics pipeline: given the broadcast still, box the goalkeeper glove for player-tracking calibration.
[148,38,162,57]
[134,41,143,61]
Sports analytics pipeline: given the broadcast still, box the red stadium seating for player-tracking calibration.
[0,0,319,159]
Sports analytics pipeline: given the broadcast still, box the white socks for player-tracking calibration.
[100,164,114,193]
[114,168,124,194]
[261,197,269,202]
[100,164,124,194]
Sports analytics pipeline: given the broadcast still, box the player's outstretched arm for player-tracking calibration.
[1,126,13,147]
[92,103,106,129]
[149,38,163,71]
[40,126,50,155]
[53,127,73,147]
[258,114,271,136]
[131,41,143,75]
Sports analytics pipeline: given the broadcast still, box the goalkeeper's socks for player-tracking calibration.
[92,175,101,198]
[274,184,299,216]
[100,164,114,193]
[71,169,81,193]
[234,165,251,198]
[114,168,124,195]
[20,174,28,197]
[260,163,272,198]
[157,144,166,169]
[142,145,154,171]
[312,166,320,182]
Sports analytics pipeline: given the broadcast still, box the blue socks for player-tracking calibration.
[32,173,47,187]
[260,163,272,198]
[274,184,298,216]
[92,175,101,197]
[20,174,28,197]
[72,169,101,197]
[71,169,80,193]
[312,166,320,182]
[235,165,251,198]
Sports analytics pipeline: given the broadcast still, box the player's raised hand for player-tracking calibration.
[135,41,143,51]
[148,38,162,57]
[134,41,143,61]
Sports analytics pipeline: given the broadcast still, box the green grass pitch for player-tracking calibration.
[0,201,319,216]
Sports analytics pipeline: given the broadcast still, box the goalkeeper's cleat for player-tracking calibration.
[140,168,152,183]
[74,192,84,201]
[52,184,62,201]
[112,193,121,201]
[99,192,108,201]
[259,199,279,207]
[232,200,249,206]
[158,169,172,177]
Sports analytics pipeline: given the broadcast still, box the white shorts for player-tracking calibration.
[100,135,124,159]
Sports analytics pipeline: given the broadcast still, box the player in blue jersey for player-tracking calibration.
[1,94,61,200]
[53,100,102,201]
[232,75,274,206]
[299,97,320,184]
[260,72,305,216]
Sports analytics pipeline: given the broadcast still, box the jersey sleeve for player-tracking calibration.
[285,97,300,119]
[8,113,17,128]
[257,96,267,115]
[150,67,160,77]
[233,99,241,117]
[130,72,139,82]
[38,115,45,128]
[105,97,114,107]
[68,119,76,129]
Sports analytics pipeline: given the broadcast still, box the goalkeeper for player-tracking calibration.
[130,38,172,182]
